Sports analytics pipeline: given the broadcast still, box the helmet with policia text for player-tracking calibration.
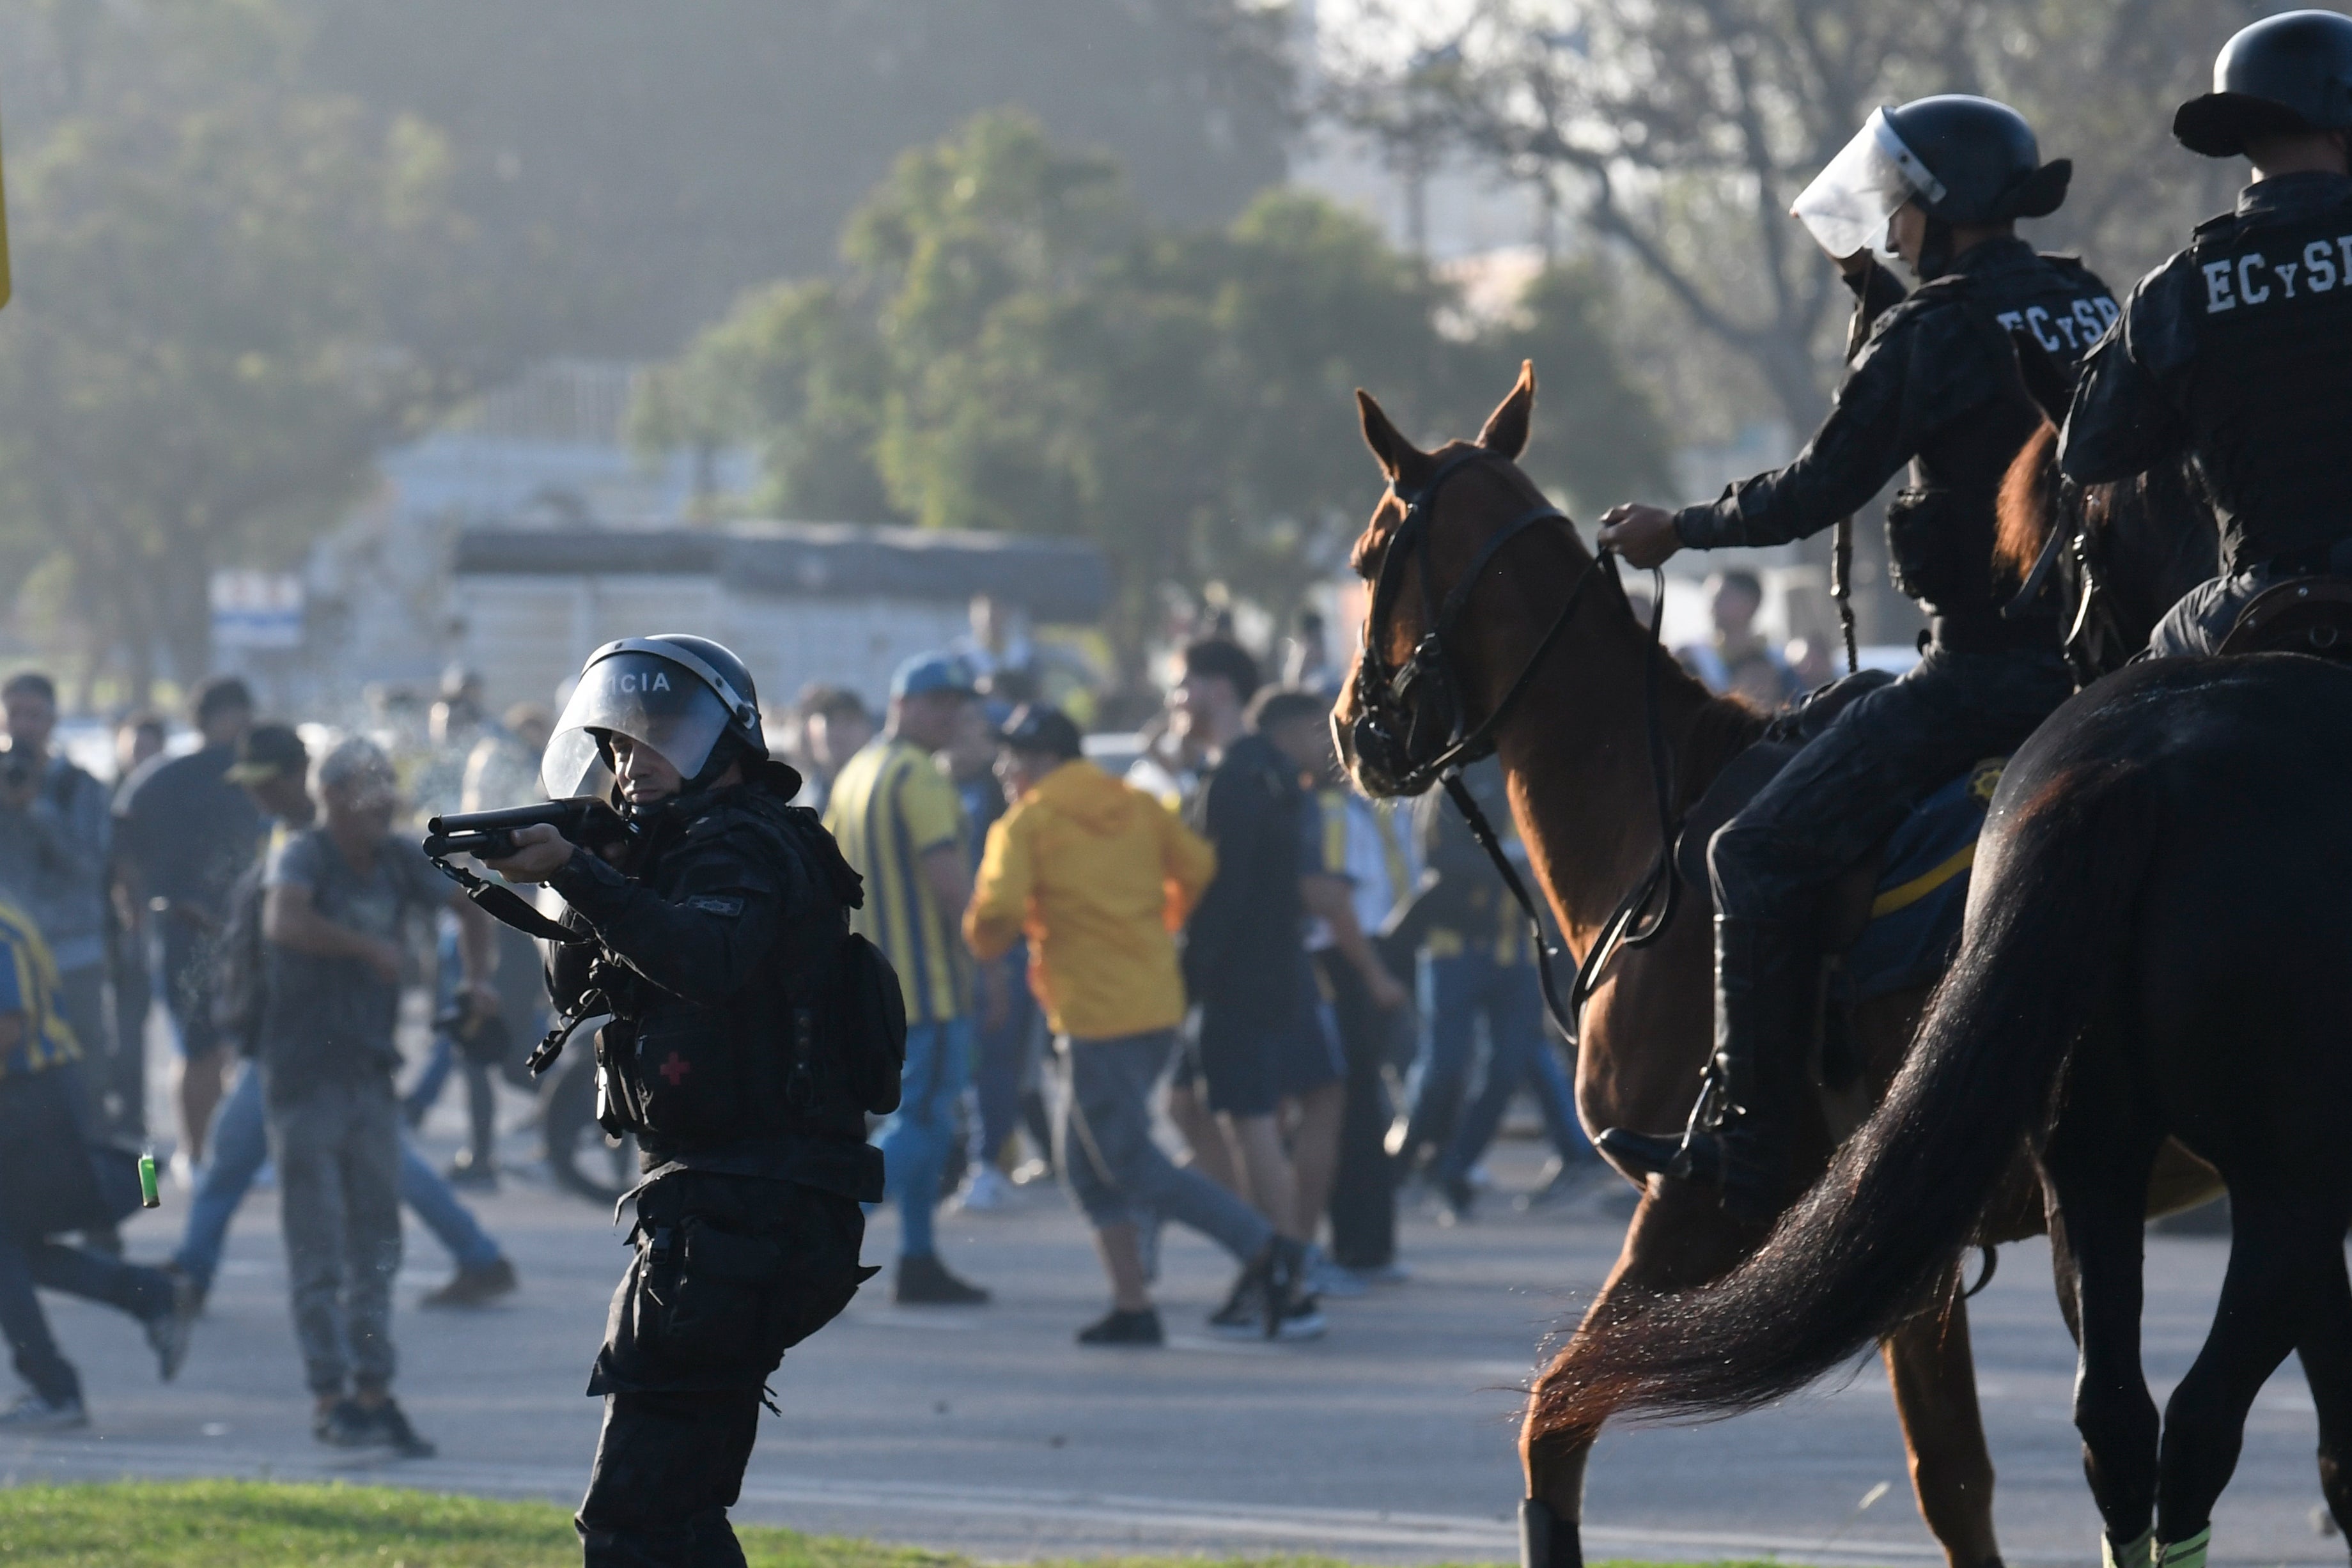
[541,634,768,800]
[2174,11,2352,159]
[1793,97,2069,276]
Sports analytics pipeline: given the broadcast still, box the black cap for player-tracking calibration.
[2175,11,2352,158]
[224,722,308,786]
[997,704,1083,762]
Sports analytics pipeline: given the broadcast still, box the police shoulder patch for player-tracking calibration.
[686,894,745,917]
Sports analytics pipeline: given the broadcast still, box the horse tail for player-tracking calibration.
[1531,747,2154,1435]
[1993,421,2060,582]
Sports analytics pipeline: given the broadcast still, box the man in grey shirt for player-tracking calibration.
[260,737,495,1457]
[0,674,118,1123]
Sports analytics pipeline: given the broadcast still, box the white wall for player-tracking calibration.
[454,575,969,713]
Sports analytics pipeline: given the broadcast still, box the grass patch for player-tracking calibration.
[0,1479,1787,1567]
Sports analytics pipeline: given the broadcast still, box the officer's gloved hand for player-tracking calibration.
[1596,504,1683,570]
[483,823,576,884]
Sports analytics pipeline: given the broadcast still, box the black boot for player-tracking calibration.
[1596,915,1814,1221]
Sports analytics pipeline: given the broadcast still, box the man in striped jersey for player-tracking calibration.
[824,654,991,1307]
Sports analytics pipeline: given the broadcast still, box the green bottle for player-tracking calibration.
[137,1151,160,1209]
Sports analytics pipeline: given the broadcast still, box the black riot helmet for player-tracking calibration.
[2174,11,2352,159]
[541,634,768,799]
[1794,97,2069,278]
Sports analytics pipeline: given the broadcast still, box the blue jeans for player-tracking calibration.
[1429,953,1589,1181]
[173,1063,502,1289]
[969,947,1036,1167]
[876,1018,972,1260]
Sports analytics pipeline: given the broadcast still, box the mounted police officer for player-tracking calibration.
[2060,10,2352,656]
[1589,97,2117,1218]
[484,635,895,1567]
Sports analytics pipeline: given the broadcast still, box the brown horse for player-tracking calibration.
[1332,363,2215,1568]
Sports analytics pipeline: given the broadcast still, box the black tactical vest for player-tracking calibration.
[584,789,876,1166]
[1881,251,2117,628]
[2179,192,2352,570]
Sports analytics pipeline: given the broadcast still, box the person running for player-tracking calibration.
[967,706,1311,1344]
[0,898,196,1428]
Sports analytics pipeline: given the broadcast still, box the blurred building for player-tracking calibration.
[451,522,1110,713]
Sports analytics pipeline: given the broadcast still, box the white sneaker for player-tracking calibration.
[953,1165,1013,1213]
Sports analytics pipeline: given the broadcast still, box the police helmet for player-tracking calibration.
[1793,97,2069,263]
[541,634,768,799]
[2174,11,2352,159]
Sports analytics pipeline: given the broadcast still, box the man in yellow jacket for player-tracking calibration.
[965,706,1317,1344]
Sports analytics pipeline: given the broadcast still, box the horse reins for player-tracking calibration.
[1351,451,1683,1046]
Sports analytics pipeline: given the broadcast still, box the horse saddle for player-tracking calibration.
[1674,671,2004,1004]
[2216,577,2352,660]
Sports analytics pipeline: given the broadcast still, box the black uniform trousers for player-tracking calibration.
[1709,643,2074,920]
[1317,950,1399,1271]
[577,1171,869,1568]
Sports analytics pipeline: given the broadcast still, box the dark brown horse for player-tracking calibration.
[1516,492,2352,1558]
[1332,364,2218,1568]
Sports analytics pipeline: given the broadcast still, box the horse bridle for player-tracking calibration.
[1348,448,1682,1044]
[1348,449,1605,795]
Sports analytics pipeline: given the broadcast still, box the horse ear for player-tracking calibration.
[1357,389,1435,488]
[2008,329,2073,426]
[1477,360,1536,459]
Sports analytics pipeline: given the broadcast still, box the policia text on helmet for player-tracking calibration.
[477,633,906,1565]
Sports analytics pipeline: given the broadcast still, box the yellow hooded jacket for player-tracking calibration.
[963,758,1215,1041]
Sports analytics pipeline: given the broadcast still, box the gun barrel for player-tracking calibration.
[425,799,585,838]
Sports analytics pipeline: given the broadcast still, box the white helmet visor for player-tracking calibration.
[541,648,731,798]
[1791,108,1949,260]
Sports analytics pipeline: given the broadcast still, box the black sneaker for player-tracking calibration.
[419,1257,518,1309]
[366,1397,437,1458]
[314,1397,377,1448]
[1076,1307,1164,1346]
[1208,1273,1265,1339]
[894,1253,990,1306]
[144,1269,199,1381]
[1272,1294,1327,1341]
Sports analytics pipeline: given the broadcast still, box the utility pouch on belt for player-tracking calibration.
[1884,486,1961,605]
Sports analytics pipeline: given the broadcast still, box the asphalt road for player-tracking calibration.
[0,1090,2340,1566]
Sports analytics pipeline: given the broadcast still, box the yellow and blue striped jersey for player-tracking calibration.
[823,736,972,1025]
[0,899,81,1078]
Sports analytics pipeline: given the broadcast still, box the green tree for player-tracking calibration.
[0,1,534,695]
[644,111,1671,682]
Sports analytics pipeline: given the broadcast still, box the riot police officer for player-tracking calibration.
[2060,10,2352,655]
[1589,97,2118,1217]
[485,635,889,1567]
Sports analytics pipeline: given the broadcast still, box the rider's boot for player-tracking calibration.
[1596,915,1813,1222]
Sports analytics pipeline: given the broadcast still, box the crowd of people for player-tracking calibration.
[0,615,1601,1445]
[0,672,525,1446]
[793,632,1600,1344]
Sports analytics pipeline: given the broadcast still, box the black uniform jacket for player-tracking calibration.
[2060,171,2352,574]
[1674,238,2117,644]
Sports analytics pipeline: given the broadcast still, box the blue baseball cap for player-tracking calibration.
[891,652,978,700]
